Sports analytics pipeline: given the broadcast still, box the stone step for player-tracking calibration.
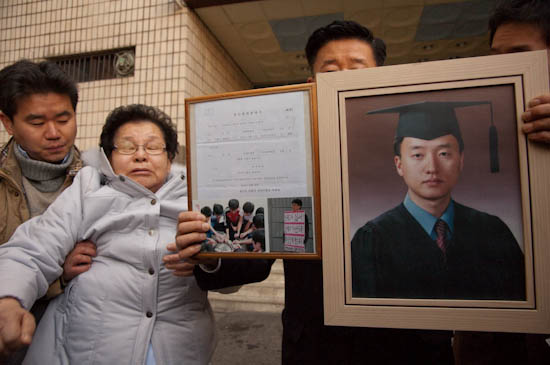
[209,259,285,313]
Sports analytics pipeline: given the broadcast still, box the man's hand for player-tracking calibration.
[62,240,97,282]
[522,94,550,144]
[163,211,215,277]
[0,298,35,357]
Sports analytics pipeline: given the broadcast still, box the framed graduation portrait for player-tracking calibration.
[317,50,550,333]
[185,83,322,259]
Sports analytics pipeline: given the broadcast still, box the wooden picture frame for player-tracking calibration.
[185,83,322,259]
[318,50,550,333]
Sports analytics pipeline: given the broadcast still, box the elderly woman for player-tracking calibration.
[0,104,215,364]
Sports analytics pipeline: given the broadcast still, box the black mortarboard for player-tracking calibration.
[367,101,499,173]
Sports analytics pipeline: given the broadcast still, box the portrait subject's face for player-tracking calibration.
[109,120,171,193]
[491,22,548,54]
[0,92,77,163]
[394,134,464,207]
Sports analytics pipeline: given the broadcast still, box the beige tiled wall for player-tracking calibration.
[0,0,251,156]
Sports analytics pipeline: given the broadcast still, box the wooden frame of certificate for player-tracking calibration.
[185,83,322,259]
[318,50,550,333]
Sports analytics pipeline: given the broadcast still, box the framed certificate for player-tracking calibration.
[185,83,321,259]
[318,50,550,333]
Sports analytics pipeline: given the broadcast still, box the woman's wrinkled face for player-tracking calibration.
[109,120,171,193]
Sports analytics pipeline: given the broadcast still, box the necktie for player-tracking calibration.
[435,219,448,255]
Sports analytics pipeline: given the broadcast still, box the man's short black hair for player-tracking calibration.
[252,229,265,251]
[291,198,303,207]
[228,199,239,210]
[489,0,550,46]
[253,214,264,229]
[0,59,78,120]
[243,201,254,214]
[201,206,212,218]
[393,137,404,157]
[100,104,178,161]
[305,20,387,69]
[213,203,224,216]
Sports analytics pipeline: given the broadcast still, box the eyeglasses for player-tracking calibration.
[113,141,167,155]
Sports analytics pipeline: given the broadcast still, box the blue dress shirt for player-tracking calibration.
[403,194,454,240]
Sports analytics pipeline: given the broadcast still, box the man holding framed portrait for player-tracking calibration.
[490,0,550,145]
[453,1,550,363]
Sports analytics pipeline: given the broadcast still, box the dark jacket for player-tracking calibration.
[351,202,525,300]
[193,258,273,290]
[281,259,453,365]
[196,258,454,364]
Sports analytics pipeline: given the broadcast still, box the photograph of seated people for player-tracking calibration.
[0,104,219,363]
[0,60,97,363]
[200,201,265,253]
[351,101,525,300]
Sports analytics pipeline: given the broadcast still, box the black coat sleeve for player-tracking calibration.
[193,258,274,291]
[351,224,379,298]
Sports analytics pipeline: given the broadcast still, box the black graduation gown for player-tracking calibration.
[351,202,525,300]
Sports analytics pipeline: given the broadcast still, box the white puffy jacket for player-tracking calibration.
[0,152,215,365]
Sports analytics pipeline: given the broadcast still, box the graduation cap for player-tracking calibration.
[367,101,499,173]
